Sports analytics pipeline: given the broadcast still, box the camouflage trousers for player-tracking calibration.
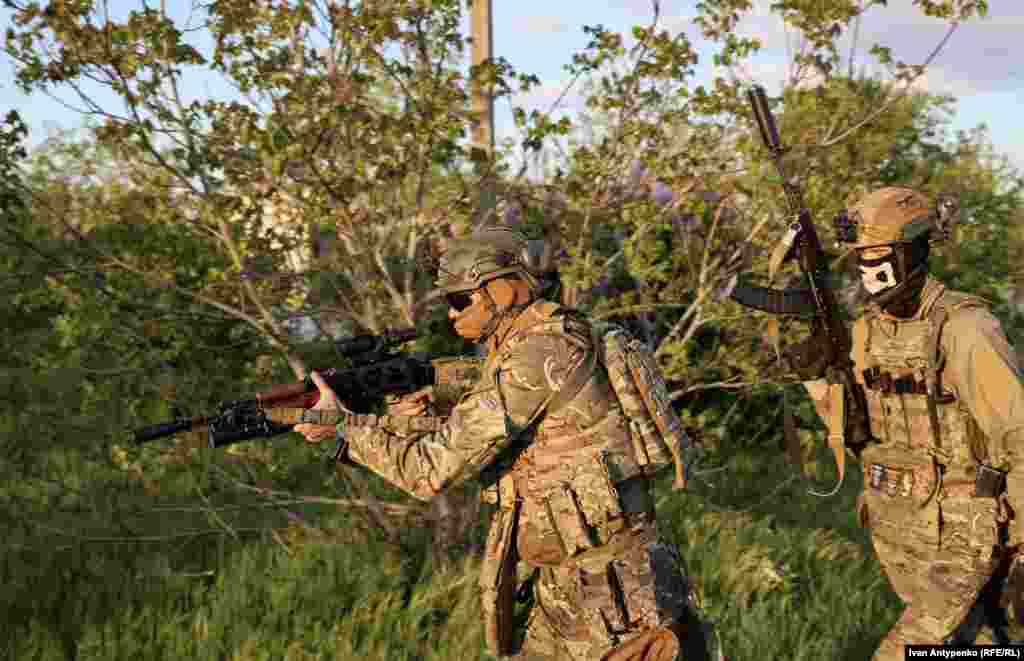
[947,549,1024,646]
[508,536,716,661]
[862,482,1003,661]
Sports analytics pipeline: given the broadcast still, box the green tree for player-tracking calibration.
[3,0,538,376]
[5,0,1002,429]
[4,0,1013,543]
[5,0,1024,658]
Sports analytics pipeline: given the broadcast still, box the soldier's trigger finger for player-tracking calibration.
[307,427,334,444]
[387,389,430,404]
[409,388,434,403]
[389,401,427,416]
[391,389,433,412]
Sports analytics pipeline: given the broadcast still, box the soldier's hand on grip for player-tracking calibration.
[783,321,835,381]
[294,371,343,444]
[386,387,434,417]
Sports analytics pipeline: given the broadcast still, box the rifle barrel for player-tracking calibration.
[133,415,209,444]
[133,328,425,449]
[748,85,782,153]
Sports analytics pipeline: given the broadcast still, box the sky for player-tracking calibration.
[2,0,1022,171]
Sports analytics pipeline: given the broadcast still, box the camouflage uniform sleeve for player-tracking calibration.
[941,307,1024,517]
[337,333,580,501]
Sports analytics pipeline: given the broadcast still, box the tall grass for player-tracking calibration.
[1,445,907,660]
[4,528,487,661]
[1,403,911,661]
[665,445,902,661]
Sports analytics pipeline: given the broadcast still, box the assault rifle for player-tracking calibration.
[728,85,873,495]
[132,329,480,457]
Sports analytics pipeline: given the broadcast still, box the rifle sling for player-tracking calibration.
[269,408,444,433]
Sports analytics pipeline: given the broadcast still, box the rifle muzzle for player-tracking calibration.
[133,419,195,444]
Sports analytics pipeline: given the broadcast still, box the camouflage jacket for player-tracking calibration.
[339,298,651,547]
[338,299,659,652]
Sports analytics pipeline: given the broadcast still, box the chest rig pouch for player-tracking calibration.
[479,305,672,656]
[861,293,994,505]
[477,306,599,658]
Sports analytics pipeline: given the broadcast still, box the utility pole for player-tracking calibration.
[470,0,496,222]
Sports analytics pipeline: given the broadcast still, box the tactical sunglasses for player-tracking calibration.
[446,291,474,312]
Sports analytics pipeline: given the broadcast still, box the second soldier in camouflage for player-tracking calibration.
[801,187,1024,658]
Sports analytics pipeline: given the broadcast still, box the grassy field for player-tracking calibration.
[1,425,911,661]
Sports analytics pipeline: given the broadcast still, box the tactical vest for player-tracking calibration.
[476,301,672,656]
[478,301,646,507]
[853,285,991,489]
[479,302,688,509]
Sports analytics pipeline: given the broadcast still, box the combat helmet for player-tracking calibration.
[834,186,959,249]
[435,226,542,299]
[836,187,959,308]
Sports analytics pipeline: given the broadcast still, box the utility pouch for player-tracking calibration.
[1003,555,1024,626]
[975,465,1008,499]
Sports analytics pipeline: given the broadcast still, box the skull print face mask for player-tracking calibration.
[858,253,899,295]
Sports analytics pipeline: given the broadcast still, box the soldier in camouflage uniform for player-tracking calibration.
[295,227,715,661]
[800,187,1024,659]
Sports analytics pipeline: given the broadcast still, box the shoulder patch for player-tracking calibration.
[478,395,501,411]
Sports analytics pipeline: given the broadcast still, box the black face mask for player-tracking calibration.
[879,274,928,318]
[857,236,931,317]
[857,252,900,297]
